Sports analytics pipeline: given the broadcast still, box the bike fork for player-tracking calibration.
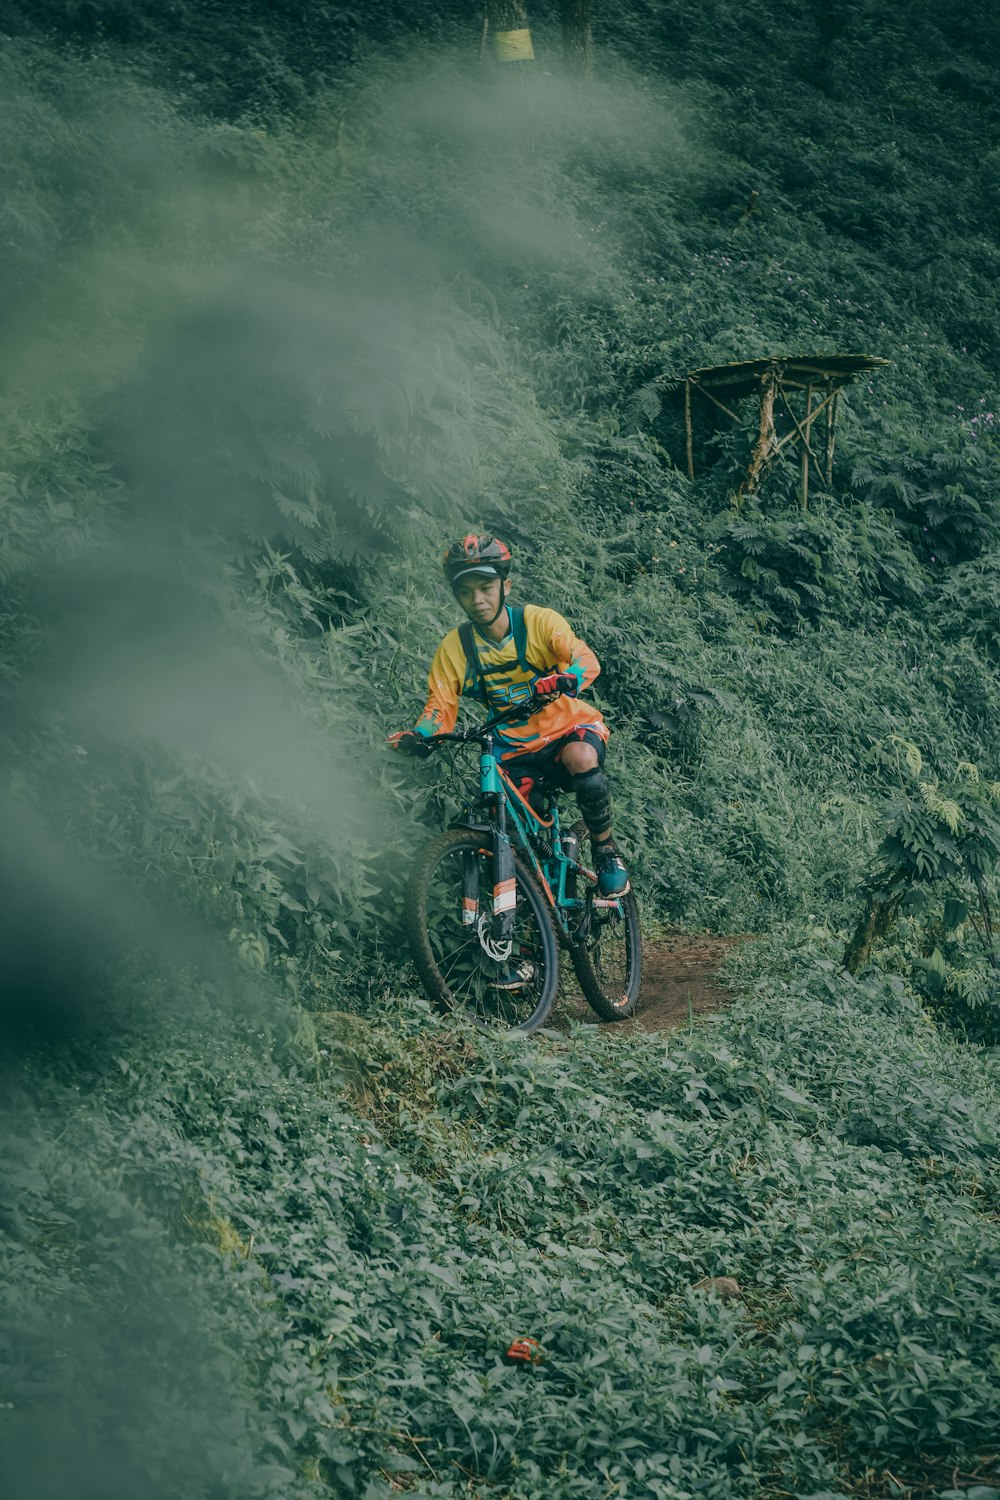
[461,850,479,927]
[491,794,517,941]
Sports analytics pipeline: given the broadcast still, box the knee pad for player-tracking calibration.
[571,766,611,838]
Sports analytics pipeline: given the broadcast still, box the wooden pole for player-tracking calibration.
[776,384,825,481]
[827,388,838,484]
[691,382,742,423]
[801,382,813,509]
[684,379,694,480]
[487,0,535,61]
[737,369,778,502]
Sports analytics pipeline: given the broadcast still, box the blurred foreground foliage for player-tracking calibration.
[5,957,1000,1498]
[2,0,1000,1495]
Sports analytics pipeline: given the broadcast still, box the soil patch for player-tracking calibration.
[632,932,746,1032]
[556,930,746,1032]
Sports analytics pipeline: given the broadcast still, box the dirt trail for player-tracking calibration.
[632,932,745,1032]
[558,931,744,1032]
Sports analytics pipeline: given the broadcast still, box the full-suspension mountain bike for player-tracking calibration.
[404,701,643,1033]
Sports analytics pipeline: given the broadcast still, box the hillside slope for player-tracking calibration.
[2,3,1000,1497]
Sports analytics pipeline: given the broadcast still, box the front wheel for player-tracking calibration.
[405,828,559,1033]
[569,887,643,1021]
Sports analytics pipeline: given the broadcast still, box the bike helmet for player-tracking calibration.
[442,535,512,589]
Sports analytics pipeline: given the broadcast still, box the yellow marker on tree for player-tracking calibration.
[486,2,535,63]
[493,27,535,61]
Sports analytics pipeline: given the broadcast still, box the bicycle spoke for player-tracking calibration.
[409,834,556,1031]
[438,934,481,981]
[570,890,642,1021]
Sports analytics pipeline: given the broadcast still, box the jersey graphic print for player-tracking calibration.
[415,604,609,758]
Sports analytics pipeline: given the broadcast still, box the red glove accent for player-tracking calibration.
[533,672,577,699]
[387,730,432,757]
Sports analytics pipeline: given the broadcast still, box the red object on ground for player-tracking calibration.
[505,1336,543,1364]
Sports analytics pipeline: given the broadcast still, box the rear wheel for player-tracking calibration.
[569,887,642,1021]
[405,828,559,1033]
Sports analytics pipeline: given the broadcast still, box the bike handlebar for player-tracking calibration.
[424,694,558,750]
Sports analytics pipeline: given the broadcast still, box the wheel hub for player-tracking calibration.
[477,910,513,962]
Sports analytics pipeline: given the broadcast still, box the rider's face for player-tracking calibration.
[455,575,509,622]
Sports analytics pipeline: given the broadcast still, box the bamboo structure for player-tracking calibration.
[742,369,778,498]
[668,354,889,505]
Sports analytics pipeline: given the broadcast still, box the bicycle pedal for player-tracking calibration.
[591,896,623,909]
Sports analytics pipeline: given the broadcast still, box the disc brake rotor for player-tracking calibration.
[477,910,513,963]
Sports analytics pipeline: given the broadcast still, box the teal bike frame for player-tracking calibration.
[431,706,616,949]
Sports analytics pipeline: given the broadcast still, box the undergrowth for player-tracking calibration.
[3,1,1000,1496]
[5,958,1000,1498]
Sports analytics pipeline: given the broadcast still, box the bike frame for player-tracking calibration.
[458,723,600,945]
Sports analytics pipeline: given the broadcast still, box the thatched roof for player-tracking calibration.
[673,353,890,399]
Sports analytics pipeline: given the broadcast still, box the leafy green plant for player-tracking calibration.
[845,740,1000,1039]
[851,435,1000,568]
[716,508,849,630]
[938,553,1000,662]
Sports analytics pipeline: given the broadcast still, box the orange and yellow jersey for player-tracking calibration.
[414,604,608,758]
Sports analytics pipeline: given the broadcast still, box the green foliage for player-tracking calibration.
[851,434,1000,568]
[4,2,1000,1496]
[846,744,1000,1041]
[717,509,849,631]
[938,553,1000,663]
[7,954,1000,1497]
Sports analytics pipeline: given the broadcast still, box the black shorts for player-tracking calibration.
[501,729,606,800]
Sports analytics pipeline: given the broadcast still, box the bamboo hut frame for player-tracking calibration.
[674,355,889,507]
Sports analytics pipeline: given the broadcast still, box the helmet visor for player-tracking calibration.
[449,564,501,586]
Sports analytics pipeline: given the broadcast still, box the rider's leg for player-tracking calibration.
[500,735,628,893]
[559,735,630,895]
[560,735,629,888]
[558,738,612,844]
[500,737,611,838]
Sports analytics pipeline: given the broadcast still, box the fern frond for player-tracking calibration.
[259,437,321,487]
[867,473,913,503]
[730,526,768,555]
[624,382,663,427]
[888,735,923,775]
[918,781,963,834]
[273,491,320,529]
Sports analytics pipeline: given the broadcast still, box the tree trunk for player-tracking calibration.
[560,0,594,77]
[843,882,903,974]
[486,0,535,62]
[488,0,530,27]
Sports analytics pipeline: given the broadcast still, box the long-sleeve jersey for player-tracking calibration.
[414,603,608,758]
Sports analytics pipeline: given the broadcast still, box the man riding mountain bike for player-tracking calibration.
[388,534,630,898]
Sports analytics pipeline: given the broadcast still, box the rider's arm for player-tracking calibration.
[413,630,464,738]
[527,606,600,695]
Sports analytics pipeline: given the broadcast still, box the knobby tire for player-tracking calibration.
[405,828,559,1033]
[570,887,643,1021]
